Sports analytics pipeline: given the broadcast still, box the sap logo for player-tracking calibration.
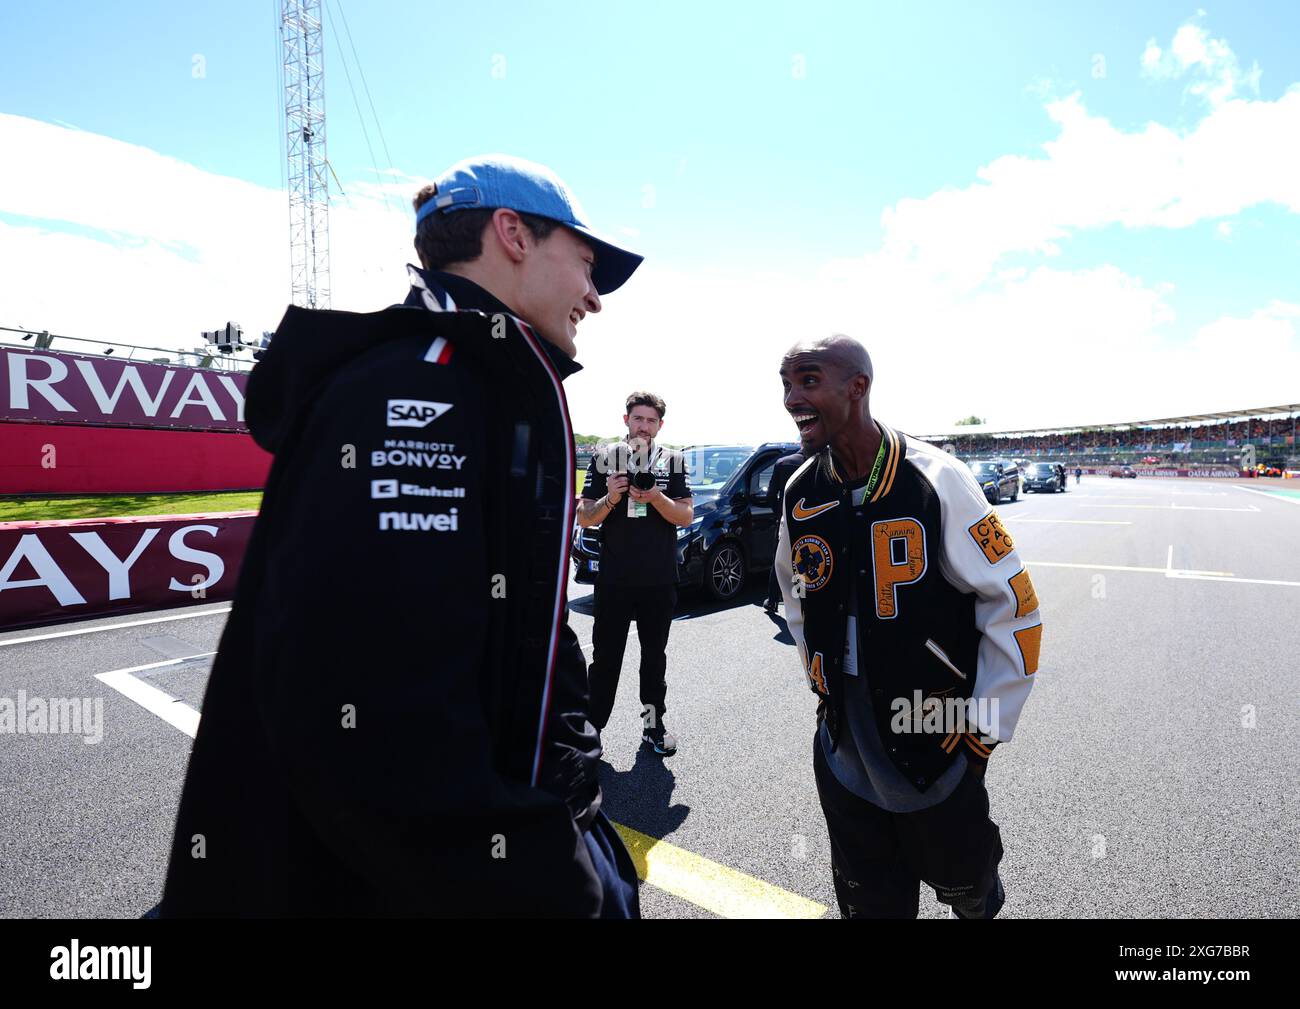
[387,400,452,428]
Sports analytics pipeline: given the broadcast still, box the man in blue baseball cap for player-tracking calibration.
[160,155,644,918]
[414,153,642,306]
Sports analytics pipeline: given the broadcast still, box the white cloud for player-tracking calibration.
[876,87,1300,289]
[1141,21,1262,108]
[1191,300,1300,358]
[0,113,412,352]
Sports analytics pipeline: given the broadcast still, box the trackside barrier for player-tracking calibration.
[0,512,255,631]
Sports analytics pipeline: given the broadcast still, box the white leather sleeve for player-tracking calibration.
[907,441,1041,743]
[776,505,804,656]
[776,458,819,677]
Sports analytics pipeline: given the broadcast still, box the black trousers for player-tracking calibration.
[812,729,1005,919]
[587,582,676,732]
[766,558,781,605]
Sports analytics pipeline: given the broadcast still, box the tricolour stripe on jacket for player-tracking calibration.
[513,318,577,787]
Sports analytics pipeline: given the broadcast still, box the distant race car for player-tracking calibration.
[1110,466,1137,479]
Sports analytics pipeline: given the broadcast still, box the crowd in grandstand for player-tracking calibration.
[927,413,1299,465]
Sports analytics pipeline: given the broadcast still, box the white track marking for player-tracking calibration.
[1026,560,1233,576]
[95,654,213,739]
[1234,485,1300,507]
[0,607,232,647]
[1166,572,1300,587]
[1082,503,1260,512]
[1009,519,1132,525]
[1030,556,1300,585]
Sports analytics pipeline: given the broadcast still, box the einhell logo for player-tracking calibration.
[387,399,452,428]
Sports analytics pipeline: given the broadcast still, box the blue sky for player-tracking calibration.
[1,2,1298,439]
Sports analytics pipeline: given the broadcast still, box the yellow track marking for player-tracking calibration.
[611,822,827,919]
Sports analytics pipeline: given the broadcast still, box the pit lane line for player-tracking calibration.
[93,652,824,919]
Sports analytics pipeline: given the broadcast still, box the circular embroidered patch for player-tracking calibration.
[792,535,834,592]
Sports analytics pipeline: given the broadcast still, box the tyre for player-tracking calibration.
[705,540,746,602]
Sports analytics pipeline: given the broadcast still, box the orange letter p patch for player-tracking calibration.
[871,518,927,618]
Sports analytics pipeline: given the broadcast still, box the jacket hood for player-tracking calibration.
[246,303,489,454]
[248,268,582,455]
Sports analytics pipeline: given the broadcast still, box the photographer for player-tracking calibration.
[578,394,692,755]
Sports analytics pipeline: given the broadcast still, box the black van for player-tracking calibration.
[967,459,1021,504]
[1024,461,1063,493]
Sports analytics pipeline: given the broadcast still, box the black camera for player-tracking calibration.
[610,442,658,491]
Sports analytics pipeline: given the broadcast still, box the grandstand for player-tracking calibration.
[916,403,1300,471]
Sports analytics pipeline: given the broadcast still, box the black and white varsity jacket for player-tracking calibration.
[776,422,1042,791]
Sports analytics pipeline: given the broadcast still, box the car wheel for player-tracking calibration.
[705,541,745,602]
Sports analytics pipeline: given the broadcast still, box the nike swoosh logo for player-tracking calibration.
[792,498,840,520]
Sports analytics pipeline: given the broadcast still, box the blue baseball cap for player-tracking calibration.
[415,154,644,295]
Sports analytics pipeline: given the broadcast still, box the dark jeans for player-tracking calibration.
[587,581,676,732]
[812,729,1005,919]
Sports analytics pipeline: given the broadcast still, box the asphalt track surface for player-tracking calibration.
[2,477,1297,919]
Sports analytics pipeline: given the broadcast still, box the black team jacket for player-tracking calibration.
[159,267,611,916]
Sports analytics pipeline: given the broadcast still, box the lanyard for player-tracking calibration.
[831,427,888,506]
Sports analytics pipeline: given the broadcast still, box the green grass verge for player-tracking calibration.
[0,492,263,523]
[4,470,593,523]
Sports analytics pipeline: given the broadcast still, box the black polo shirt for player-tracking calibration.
[582,442,690,587]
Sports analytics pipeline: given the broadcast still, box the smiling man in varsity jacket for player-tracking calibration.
[775,335,1042,919]
[160,155,643,917]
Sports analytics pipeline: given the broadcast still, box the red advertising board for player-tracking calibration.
[0,512,255,630]
[1130,467,1245,478]
[0,422,271,495]
[0,347,250,432]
